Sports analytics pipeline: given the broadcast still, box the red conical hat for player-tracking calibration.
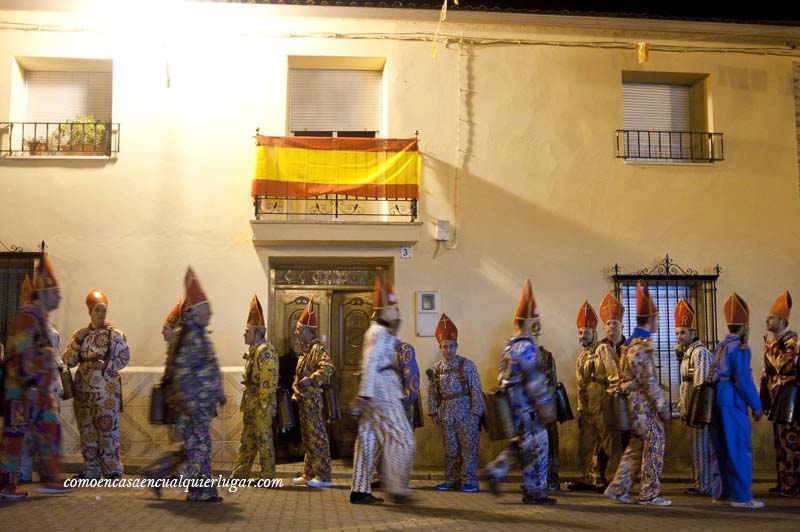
[435,313,458,343]
[576,300,598,330]
[636,281,658,318]
[674,298,696,329]
[182,267,208,310]
[165,299,183,326]
[599,292,624,323]
[19,275,33,306]
[514,279,539,321]
[33,254,59,291]
[724,292,749,326]
[769,291,792,321]
[297,297,317,328]
[247,294,265,327]
[372,271,398,310]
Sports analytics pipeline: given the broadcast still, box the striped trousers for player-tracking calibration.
[351,397,414,496]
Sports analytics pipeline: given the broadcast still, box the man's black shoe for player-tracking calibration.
[567,481,595,492]
[350,492,384,505]
[523,494,557,505]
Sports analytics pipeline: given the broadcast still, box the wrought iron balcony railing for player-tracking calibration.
[254,194,417,222]
[615,130,723,162]
[0,121,120,156]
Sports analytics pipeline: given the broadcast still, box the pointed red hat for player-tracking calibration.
[33,254,59,291]
[674,298,696,329]
[247,295,265,327]
[182,267,208,310]
[165,299,183,326]
[435,313,458,343]
[636,281,658,318]
[514,279,539,321]
[19,275,33,306]
[297,297,317,328]
[372,270,398,310]
[599,292,624,323]
[769,291,792,321]
[724,292,749,326]
[576,300,599,330]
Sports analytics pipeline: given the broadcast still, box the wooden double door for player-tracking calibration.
[272,288,373,458]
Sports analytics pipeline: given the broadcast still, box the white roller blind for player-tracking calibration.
[26,71,112,122]
[623,82,691,131]
[289,68,381,133]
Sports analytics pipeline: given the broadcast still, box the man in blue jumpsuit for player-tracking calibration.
[710,292,764,509]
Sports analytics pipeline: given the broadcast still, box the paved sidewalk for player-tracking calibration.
[2,476,798,532]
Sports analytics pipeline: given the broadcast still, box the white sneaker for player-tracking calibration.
[292,476,310,485]
[604,491,633,504]
[730,499,765,509]
[307,477,332,488]
[638,496,672,506]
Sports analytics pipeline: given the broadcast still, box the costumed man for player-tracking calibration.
[710,293,764,508]
[0,255,71,497]
[427,313,483,493]
[291,297,335,488]
[150,268,224,502]
[761,291,799,496]
[19,275,64,484]
[63,289,131,480]
[568,300,606,492]
[675,298,716,496]
[368,338,421,491]
[350,273,416,504]
[591,292,627,491]
[231,295,279,480]
[485,279,557,505]
[534,324,560,493]
[604,282,671,506]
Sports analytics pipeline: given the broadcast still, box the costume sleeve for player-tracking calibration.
[310,345,335,386]
[62,331,83,369]
[106,329,130,373]
[358,329,379,399]
[257,343,279,406]
[599,344,620,394]
[521,344,553,408]
[694,346,712,386]
[427,363,440,416]
[9,313,50,389]
[633,344,668,413]
[732,345,762,413]
[466,360,484,418]
[403,344,420,405]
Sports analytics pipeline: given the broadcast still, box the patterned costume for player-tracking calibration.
[146,268,224,502]
[486,280,555,503]
[760,291,800,494]
[18,275,63,483]
[0,256,65,496]
[538,345,559,491]
[573,301,606,489]
[351,275,415,500]
[62,289,130,479]
[428,314,483,491]
[710,293,762,504]
[588,293,626,486]
[292,298,335,484]
[606,282,669,504]
[675,299,716,495]
[232,295,279,480]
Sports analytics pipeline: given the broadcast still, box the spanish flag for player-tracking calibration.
[252,135,421,200]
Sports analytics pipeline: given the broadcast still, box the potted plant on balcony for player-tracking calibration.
[57,115,108,155]
[24,136,48,156]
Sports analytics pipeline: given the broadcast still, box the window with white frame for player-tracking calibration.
[288,68,381,138]
[26,71,112,123]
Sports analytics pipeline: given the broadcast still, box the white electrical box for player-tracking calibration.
[415,291,439,336]
[436,220,450,241]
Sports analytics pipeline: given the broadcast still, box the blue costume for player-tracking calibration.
[486,332,553,499]
[710,334,762,503]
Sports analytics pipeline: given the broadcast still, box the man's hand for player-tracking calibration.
[538,403,557,425]
[299,376,313,388]
[753,409,764,422]
[430,413,441,427]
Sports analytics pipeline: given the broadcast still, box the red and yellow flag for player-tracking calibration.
[252,135,421,200]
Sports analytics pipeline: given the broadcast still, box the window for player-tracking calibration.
[612,256,721,416]
[2,58,118,156]
[617,72,722,162]
[288,68,382,138]
[0,253,37,348]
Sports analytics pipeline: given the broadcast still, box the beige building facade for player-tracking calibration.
[1,1,799,472]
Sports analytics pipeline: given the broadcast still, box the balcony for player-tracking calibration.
[615,130,723,163]
[0,121,120,158]
[250,135,422,247]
